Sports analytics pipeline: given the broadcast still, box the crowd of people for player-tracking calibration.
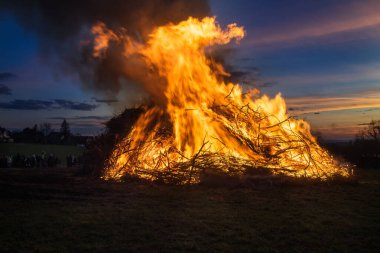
[0,152,81,168]
[66,154,82,167]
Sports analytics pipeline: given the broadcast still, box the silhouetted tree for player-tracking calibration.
[40,122,52,137]
[357,120,380,142]
[60,119,71,144]
[324,120,380,169]
[351,120,380,168]
[12,124,43,143]
[39,122,52,143]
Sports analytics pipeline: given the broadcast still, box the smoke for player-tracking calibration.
[1,0,211,102]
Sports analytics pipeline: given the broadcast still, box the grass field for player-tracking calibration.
[0,143,84,165]
[0,167,379,252]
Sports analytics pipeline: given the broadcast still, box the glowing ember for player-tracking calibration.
[92,17,350,184]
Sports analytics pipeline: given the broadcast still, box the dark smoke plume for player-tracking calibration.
[1,0,210,100]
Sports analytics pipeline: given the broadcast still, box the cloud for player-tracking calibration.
[245,1,380,46]
[48,115,110,121]
[54,99,98,111]
[75,115,110,120]
[0,84,12,95]
[311,125,365,140]
[258,81,278,88]
[93,98,118,104]
[224,64,277,89]
[0,72,16,81]
[0,99,54,110]
[227,70,257,84]
[273,64,380,87]
[286,90,380,115]
[0,99,98,111]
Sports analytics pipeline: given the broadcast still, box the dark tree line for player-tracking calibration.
[325,120,380,169]
[1,119,90,145]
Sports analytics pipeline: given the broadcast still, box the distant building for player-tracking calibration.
[0,127,14,143]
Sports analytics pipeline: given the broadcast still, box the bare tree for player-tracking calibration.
[39,122,52,137]
[358,120,380,141]
[39,122,52,143]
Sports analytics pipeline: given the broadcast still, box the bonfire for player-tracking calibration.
[91,17,350,184]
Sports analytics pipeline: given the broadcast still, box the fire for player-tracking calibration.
[92,17,350,184]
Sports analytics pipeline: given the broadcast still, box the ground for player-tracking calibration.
[0,143,84,165]
[0,167,379,253]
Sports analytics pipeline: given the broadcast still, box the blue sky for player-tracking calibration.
[0,0,379,139]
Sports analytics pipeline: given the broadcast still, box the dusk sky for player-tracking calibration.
[1,0,379,139]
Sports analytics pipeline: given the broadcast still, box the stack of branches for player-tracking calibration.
[104,98,349,184]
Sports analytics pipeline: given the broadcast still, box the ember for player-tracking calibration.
[92,17,350,184]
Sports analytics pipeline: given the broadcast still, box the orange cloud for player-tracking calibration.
[312,125,365,140]
[286,91,380,115]
[284,90,380,139]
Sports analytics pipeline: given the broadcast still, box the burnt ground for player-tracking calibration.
[0,167,379,253]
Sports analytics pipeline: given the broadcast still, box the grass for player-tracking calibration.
[0,168,379,252]
[0,143,84,164]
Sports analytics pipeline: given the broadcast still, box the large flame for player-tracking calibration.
[92,17,350,184]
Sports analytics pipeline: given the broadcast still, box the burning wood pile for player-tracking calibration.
[91,17,350,184]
